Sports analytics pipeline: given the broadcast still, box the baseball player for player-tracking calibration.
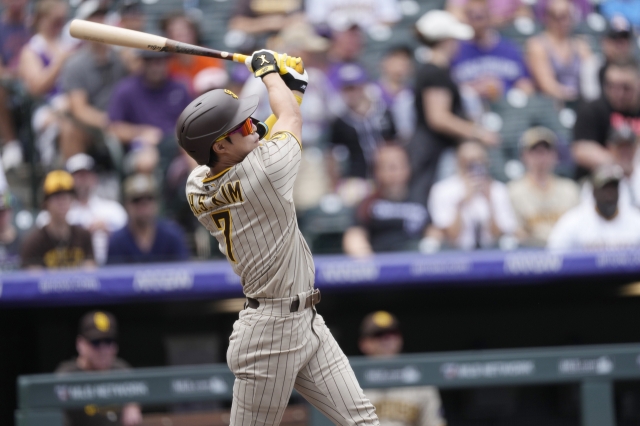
[179,51,379,426]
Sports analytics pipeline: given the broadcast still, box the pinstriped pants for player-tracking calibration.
[227,293,380,426]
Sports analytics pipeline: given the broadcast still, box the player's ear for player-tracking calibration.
[212,141,226,155]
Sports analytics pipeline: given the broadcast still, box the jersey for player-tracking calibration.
[185,131,315,299]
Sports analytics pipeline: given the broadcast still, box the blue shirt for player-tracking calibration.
[107,220,189,264]
[0,21,29,69]
[108,76,191,135]
[451,36,530,92]
[601,0,640,30]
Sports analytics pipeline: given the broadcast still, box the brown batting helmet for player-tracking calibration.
[176,89,260,165]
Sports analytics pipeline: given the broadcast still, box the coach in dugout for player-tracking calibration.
[55,311,142,426]
[359,311,446,426]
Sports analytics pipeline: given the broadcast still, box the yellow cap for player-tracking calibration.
[43,170,74,198]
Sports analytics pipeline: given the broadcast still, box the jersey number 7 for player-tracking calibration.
[212,210,236,262]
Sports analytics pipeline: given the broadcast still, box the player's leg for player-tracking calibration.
[294,313,379,426]
[227,309,310,426]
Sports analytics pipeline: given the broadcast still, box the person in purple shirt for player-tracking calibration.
[107,173,189,265]
[451,0,534,102]
[108,50,191,173]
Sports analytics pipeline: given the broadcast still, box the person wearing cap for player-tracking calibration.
[580,125,640,209]
[228,0,304,40]
[359,311,446,426]
[573,58,640,177]
[21,170,94,269]
[107,48,192,172]
[343,145,429,256]
[59,3,128,161]
[180,50,379,424]
[0,190,22,270]
[428,141,518,250]
[55,311,142,426]
[107,173,188,264]
[329,63,396,180]
[508,127,580,247]
[525,0,592,103]
[451,0,534,102]
[548,164,640,250]
[408,9,499,205]
[597,15,636,95]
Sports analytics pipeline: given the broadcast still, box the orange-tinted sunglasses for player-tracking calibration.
[217,118,255,141]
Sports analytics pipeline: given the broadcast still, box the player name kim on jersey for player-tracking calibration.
[188,180,244,216]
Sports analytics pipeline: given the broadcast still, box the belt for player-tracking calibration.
[247,289,321,312]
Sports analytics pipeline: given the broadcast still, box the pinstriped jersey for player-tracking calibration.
[185,131,315,299]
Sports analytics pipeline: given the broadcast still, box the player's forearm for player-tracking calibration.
[262,74,301,122]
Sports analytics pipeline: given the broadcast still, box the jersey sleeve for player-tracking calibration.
[259,131,302,202]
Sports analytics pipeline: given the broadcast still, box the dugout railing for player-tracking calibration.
[17,342,640,426]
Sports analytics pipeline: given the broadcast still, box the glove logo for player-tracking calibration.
[258,55,270,65]
[224,89,238,100]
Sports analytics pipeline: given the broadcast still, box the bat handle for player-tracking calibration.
[231,53,305,74]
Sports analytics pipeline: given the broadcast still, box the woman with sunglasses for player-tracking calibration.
[179,51,380,426]
[526,0,592,104]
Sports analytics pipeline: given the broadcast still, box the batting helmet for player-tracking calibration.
[176,89,260,165]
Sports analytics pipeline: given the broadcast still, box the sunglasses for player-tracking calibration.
[89,338,116,347]
[217,118,255,141]
[368,329,400,339]
[131,195,155,204]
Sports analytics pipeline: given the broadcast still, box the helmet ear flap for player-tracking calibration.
[251,118,268,140]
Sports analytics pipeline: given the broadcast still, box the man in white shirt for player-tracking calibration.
[428,141,518,250]
[548,165,640,250]
[65,153,128,264]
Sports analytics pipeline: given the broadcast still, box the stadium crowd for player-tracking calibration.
[1,0,640,270]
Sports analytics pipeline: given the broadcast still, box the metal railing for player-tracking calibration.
[18,343,640,426]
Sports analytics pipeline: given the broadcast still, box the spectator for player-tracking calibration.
[60,5,128,160]
[375,45,416,143]
[107,174,189,264]
[55,311,142,426]
[408,10,498,205]
[160,12,224,97]
[228,0,304,38]
[306,0,401,32]
[526,0,592,103]
[572,58,640,175]
[581,125,640,209]
[451,0,534,102]
[326,23,364,72]
[359,311,446,426]
[548,164,640,250]
[18,0,74,166]
[343,145,429,256]
[0,190,21,271]
[600,0,640,30]
[21,170,94,269]
[428,141,518,250]
[597,16,636,96]
[115,0,146,74]
[36,154,128,265]
[329,63,395,180]
[508,127,580,247]
[447,0,528,28]
[66,154,127,265]
[0,0,30,171]
[108,50,191,173]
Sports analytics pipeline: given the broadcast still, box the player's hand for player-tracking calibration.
[278,55,309,94]
[246,50,279,79]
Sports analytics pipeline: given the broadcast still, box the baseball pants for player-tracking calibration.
[227,290,380,426]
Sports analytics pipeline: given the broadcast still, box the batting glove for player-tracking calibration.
[280,63,309,94]
[246,50,279,79]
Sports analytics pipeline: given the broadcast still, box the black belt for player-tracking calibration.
[247,289,321,312]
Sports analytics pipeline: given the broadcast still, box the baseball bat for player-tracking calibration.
[69,20,304,72]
